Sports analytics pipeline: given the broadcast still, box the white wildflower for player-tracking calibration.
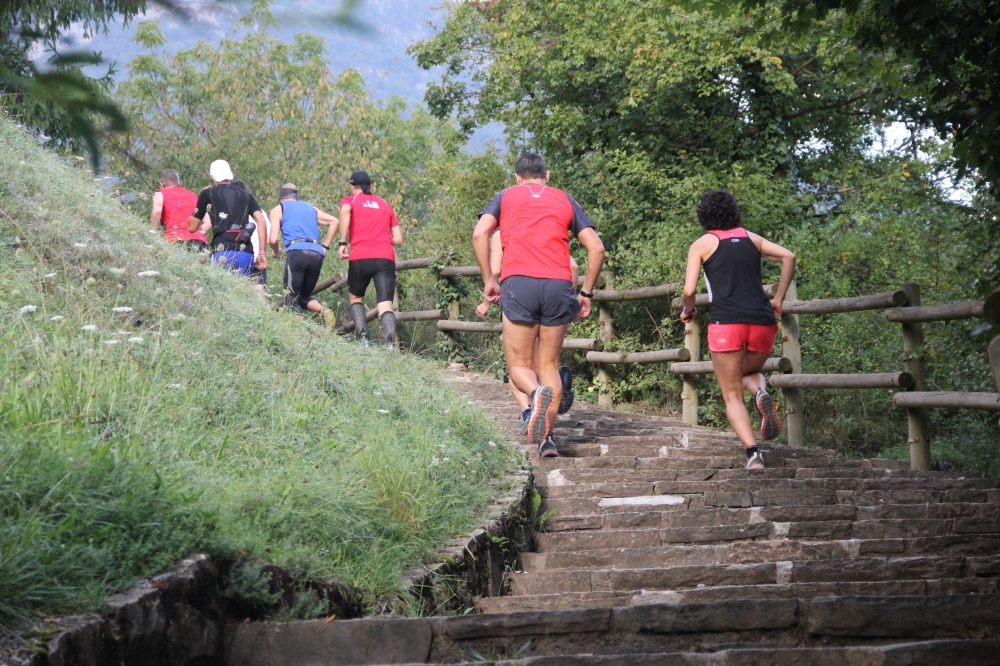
[377,409,390,415]
[81,325,97,332]
[137,270,159,277]
[103,339,120,345]
[166,383,183,389]
[127,337,143,344]
[50,315,64,322]
[19,305,36,314]
[109,268,126,275]
[73,243,87,248]
[43,272,56,278]
[488,441,497,448]
[431,456,440,465]
[112,307,133,313]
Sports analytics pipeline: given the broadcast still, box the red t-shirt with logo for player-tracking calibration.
[158,186,207,243]
[340,192,399,261]
[479,184,594,282]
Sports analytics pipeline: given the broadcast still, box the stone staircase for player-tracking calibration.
[223,371,1000,665]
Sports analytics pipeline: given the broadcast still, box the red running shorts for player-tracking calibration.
[707,323,779,354]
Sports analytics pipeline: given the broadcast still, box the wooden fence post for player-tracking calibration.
[597,272,615,407]
[781,280,805,447]
[900,282,932,470]
[682,319,700,425]
[446,298,461,364]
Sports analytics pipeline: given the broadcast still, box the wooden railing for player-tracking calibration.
[313,258,1000,470]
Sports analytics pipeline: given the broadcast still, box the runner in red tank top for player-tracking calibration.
[473,153,605,457]
[149,169,207,250]
[680,190,796,470]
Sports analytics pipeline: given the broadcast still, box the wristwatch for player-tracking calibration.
[579,289,594,298]
[338,241,348,247]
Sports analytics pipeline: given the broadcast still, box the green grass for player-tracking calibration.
[0,119,523,630]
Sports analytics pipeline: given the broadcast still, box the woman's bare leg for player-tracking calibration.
[711,350,758,450]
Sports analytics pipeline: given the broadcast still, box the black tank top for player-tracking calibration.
[702,227,778,325]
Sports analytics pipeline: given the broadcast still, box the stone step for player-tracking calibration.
[541,503,1000,531]
[540,466,978,485]
[538,484,998,507]
[534,516,1000,551]
[512,554,1000,595]
[537,474,1000,495]
[521,535,1000,571]
[432,639,1000,664]
[482,576,1000,613]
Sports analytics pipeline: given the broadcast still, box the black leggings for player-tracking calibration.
[347,258,396,303]
[284,250,324,310]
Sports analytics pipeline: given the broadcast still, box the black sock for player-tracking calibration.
[746,445,759,459]
[380,310,397,343]
[350,303,368,338]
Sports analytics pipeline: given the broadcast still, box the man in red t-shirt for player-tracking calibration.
[474,153,605,457]
[149,169,207,250]
[337,170,404,348]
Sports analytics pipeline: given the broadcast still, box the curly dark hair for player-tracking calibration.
[697,190,742,231]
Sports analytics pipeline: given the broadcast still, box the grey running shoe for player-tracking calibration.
[746,451,765,470]
[358,337,370,348]
[526,385,554,444]
[755,389,782,441]
[517,408,531,435]
[386,342,396,351]
[558,365,574,414]
[538,434,559,458]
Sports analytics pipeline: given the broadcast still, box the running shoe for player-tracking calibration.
[517,408,531,435]
[320,307,336,331]
[538,434,559,458]
[386,343,396,351]
[558,365,574,414]
[358,337,370,348]
[755,389,782,441]
[746,451,765,470]
[526,385,554,444]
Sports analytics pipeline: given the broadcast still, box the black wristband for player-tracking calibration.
[321,243,330,249]
[579,289,594,298]
[338,241,348,247]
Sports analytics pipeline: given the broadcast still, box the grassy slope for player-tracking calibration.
[0,120,522,628]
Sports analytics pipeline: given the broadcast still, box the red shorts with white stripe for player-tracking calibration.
[707,323,779,354]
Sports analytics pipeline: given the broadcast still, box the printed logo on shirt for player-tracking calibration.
[731,238,739,242]
[362,200,381,209]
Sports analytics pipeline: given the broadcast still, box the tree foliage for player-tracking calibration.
[105,1,447,222]
[732,0,1000,199]
[0,0,146,168]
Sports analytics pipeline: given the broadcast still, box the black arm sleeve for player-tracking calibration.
[478,189,505,219]
[193,188,211,220]
[568,195,595,238]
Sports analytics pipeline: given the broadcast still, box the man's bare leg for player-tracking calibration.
[536,324,567,437]
[503,315,559,444]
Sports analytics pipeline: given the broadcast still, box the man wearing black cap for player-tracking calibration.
[338,170,404,349]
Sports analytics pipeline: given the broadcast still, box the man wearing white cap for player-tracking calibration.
[186,160,269,276]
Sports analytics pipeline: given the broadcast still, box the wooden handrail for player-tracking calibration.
[884,301,984,323]
[769,372,913,390]
[784,291,908,315]
[671,357,791,376]
[586,348,690,365]
[893,392,1000,411]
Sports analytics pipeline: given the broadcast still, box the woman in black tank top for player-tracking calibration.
[679,191,796,470]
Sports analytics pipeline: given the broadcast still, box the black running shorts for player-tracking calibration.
[284,249,324,310]
[500,276,580,326]
[348,258,396,302]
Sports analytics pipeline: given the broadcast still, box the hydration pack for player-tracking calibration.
[209,184,255,251]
